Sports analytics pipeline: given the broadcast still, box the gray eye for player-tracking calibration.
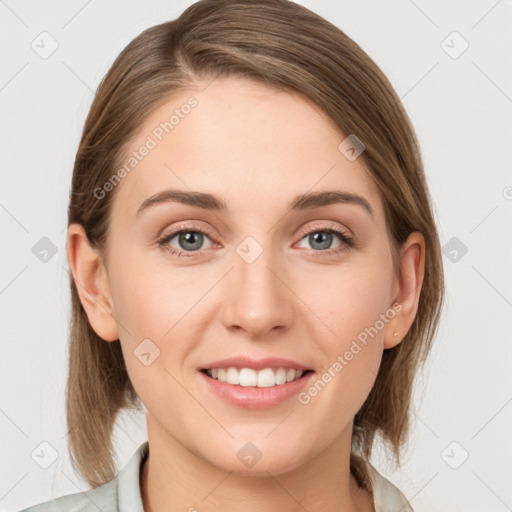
[307,231,334,250]
[171,231,210,251]
[298,230,344,251]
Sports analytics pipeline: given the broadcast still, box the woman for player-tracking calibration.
[20,0,444,510]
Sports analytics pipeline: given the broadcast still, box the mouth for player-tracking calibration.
[200,367,314,388]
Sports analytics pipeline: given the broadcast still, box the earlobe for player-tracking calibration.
[66,223,119,342]
[384,232,426,349]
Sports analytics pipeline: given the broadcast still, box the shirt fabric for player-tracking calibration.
[19,441,414,512]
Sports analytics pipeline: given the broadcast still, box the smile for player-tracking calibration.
[202,367,312,388]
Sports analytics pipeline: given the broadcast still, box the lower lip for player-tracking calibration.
[198,370,314,409]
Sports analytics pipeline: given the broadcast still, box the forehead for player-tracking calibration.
[111,75,384,221]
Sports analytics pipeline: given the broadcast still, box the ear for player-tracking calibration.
[66,223,119,342]
[384,231,425,349]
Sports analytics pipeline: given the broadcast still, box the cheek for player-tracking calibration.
[294,251,393,403]
[296,267,390,427]
[107,255,204,411]
[297,257,394,345]
[107,252,216,400]
[108,250,211,341]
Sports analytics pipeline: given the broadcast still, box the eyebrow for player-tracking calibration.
[136,189,374,219]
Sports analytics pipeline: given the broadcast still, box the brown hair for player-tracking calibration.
[66,0,445,492]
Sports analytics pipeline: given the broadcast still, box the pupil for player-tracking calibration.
[180,232,203,251]
[310,232,331,250]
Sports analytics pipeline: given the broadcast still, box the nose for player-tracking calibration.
[221,246,295,339]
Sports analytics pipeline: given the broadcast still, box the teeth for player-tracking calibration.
[206,367,305,387]
[240,368,256,386]
[226,367,240,385]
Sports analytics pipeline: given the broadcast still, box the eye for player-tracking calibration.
[296,224,354,256]
[157,222,355,259]
[157,227,214,258]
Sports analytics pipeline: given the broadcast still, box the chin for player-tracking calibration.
[202,440,308,477]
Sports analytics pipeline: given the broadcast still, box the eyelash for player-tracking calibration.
[157,223,355,259]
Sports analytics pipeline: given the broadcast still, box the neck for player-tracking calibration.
[140,415,374,512]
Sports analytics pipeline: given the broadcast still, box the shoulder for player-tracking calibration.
[17,478,118,512]
[18,441,149,512]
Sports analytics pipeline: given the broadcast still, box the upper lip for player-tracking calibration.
[200,356,312,371]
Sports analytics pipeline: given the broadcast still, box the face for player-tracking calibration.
[99,76,400,475]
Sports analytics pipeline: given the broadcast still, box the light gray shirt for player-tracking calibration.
[19,442,414,511]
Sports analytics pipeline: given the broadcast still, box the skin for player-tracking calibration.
[67,75,425,512]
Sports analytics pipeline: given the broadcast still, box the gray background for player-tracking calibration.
[1,1,511,511]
